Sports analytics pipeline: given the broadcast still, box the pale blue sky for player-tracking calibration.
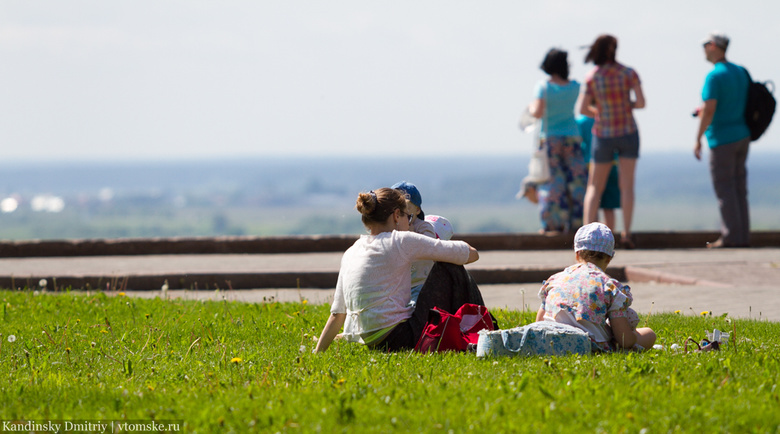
[0,1,777,162]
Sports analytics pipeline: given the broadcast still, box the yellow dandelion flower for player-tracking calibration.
[145,314,150,319]
[230,357,242,364]
[118,292,126,297]
[336,378,346,385]
[674,310,681,314]
[147,385,155,391]
[700,311,710,316]
[65,347,71,353]
[302,299,308,305]
[100,329,108,334]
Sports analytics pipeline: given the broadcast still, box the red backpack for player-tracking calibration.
[414,304,497,353]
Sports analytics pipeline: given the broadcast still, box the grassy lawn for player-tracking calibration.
[1,290,778,433]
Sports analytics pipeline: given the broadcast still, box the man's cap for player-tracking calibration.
[703,32,729,50]
[573,222,614,257]
[391,181,424,218]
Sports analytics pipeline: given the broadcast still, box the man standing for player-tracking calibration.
[695,32,751,248]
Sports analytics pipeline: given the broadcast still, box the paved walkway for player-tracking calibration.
[2,247,778,321]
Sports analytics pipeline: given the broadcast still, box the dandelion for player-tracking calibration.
[147,385,155,391]
[230,357,242,364]
[65,347,71,353]
[39,279,47,289]
[118,292,126,297]
[302,299,308,305]
[7,335,16,343]
[701,311,710,316]
[674,310,681,314]
[145,314,150,319]
[90,342,96,348]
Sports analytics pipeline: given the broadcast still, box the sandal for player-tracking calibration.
[684,337,720,353]
[620,234,636,250]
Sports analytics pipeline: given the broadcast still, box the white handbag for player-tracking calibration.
[524,83,551,184]
[526,147,550,183]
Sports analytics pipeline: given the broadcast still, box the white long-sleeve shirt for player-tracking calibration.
[330,230,470,342]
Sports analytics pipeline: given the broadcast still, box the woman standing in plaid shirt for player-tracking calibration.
[577,34,646,249]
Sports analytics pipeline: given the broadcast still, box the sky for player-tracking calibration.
[1,1,779,162]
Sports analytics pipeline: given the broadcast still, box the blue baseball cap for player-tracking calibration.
[391,181,424,219]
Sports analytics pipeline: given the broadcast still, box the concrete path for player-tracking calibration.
[3,247,778,321]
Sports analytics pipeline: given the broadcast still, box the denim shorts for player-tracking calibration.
[592,130,639,163]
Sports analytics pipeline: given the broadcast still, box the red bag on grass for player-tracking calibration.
[414,304,497,353]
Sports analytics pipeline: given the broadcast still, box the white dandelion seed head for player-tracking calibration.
[39,279,47,288]
[7,335,16,343]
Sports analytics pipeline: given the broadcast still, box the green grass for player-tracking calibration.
[1,290,779,433]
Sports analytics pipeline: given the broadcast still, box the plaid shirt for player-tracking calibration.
[584,63,640,138]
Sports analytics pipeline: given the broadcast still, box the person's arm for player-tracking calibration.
[528,98,545,119]
[535,307,546,322]
[695,99,717,160]
[314,313,346,353]
[576,90,597,117]
[631,81,645,109]
[609,316,637,349]
[408,233,478,265]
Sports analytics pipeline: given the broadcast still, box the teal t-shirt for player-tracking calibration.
[702,62,750,148]
[534,80,580,137]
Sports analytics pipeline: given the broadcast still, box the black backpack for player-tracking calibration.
[743,68,776,141]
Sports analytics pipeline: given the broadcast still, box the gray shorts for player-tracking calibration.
[592,131,640,163]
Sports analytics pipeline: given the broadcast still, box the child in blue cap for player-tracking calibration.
[392,181,437,305]
[535,223,655,351]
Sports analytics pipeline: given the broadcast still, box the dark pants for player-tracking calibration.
[709,137,751,246]
[377,262,484,352]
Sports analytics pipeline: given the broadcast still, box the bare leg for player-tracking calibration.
[602,208,617,232]
[583,162,612,224]
[617,157,637,240]
[634,327,657,350]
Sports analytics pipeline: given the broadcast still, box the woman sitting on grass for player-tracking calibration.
[535,222,656,351]
[315,187,484,353]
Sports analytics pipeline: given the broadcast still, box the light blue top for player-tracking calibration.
[702,61,751,148]
[534,80,581,137]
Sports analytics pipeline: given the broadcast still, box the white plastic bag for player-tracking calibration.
[526,146,550,184]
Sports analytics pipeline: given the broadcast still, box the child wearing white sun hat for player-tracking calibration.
[424,215,454,241]
[535,223,655,352]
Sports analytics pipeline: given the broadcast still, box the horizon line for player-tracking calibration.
[3,148,780,166]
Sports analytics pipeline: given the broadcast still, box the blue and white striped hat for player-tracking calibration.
[573,223,614,257]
